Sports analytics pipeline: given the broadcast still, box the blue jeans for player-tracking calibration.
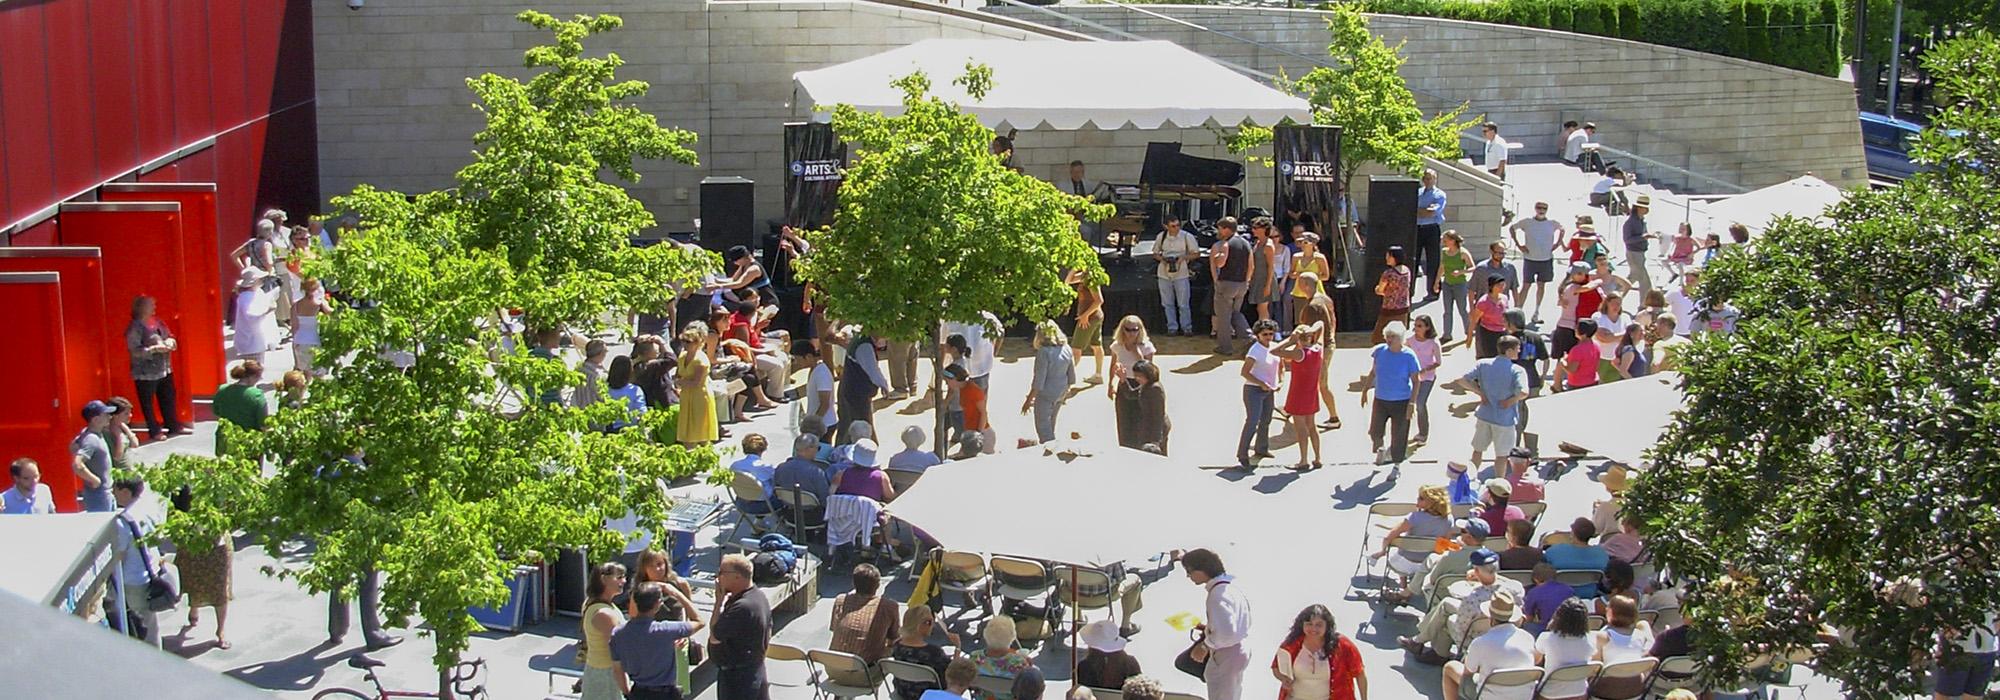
[1439,281,1469,339]
[81,488,115,513]
[1238,385,1275,463]
[1157,276,1192,333]
[1415,378,1436,438]
[1033,395,1063,443]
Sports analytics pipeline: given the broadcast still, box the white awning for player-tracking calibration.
[1697,175,1846,236]
[793,39,1311,130]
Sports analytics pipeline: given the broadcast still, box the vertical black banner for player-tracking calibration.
[784,121,846,230]
[1273,124,1343,236]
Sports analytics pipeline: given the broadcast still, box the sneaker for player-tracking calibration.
[1374,447,1391,465]
[1388,463,1402,481]
[1410,434,1428,446]
[1440,335,1454,345]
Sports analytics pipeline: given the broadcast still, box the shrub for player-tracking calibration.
[1363,0,1844,75]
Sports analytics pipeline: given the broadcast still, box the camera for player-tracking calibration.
[1161,253,1182,273]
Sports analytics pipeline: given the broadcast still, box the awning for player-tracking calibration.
[1523,373,1685,466]
[793,39,1311,130]
[1697,175,1846,236]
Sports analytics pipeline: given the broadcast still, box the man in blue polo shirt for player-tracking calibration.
[1362,322,1423,477]
[1455,335,1529,476]
[1416,169,1448,297]
[612,582,706,700]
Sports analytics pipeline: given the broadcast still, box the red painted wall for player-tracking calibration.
[0,0,319,243]
[99,184,227,393]
[0,273,79,512]
[57,203,196,429]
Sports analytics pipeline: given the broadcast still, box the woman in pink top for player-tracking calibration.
[1461,274,1513,359]
[1407,315,1443,446]
[1554,317,1603,392]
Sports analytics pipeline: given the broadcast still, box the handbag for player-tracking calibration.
[1173,628,1208,681]
[121,515,180,612]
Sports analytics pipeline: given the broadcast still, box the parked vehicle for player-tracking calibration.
[1860,112,1926,182]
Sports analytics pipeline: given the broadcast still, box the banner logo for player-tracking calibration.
[1281,160,1338,183]
[790,159,843,182]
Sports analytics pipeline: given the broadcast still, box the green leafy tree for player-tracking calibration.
[797,65,1111,452]
[145,12,715,696]
[1625,33,2000,697]
[1228,4,1474,209]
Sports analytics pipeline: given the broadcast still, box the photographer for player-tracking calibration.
[1153,215,1199,337]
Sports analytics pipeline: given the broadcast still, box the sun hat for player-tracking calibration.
[1633,194,1652,208]
[849,439,885,469]
[1602,465,1632,493]
[1485,478,1513,499]
[238,267,270,288]
[1080,619,1127,653]
[1482,588,1521,622]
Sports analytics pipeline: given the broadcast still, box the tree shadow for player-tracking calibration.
[223,639,348,691]
[1170,353,1231,375]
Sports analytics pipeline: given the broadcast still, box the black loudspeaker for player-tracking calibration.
[1363,176,1420,328]
[700,176,756,253]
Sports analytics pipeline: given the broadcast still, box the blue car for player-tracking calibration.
[1860,112,1925,182]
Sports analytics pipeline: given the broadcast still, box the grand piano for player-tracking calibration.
[1101,142,1245,245]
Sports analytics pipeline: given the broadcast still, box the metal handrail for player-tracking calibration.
[1592,143,1749,194]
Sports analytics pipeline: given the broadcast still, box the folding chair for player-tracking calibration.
[727,471,777,542]
[973,674,1016,699]
[936,550,994,617]
[1483,537,1511,552]
[1587,614,1606,631]
[878,658,941,697]
[1452,503,1477,519]
[774,487,828,545]
[1498,569,1536,587]
[989,555,1054,602]
[1645,656,1703,698]
[1456,614,1495,653]
[1052,563,1118,626]
[1376,535,1443,604]
[1162,692,1205,700]
[1587,657,1658,700]
[1555,569,1603,596]
[1537,662,1601,700]
[1647,604,1684,629]
[808,648,884,700]
[886,469,923,496]
[1467,667,1543,700]
[1516,502,1547,523]
[766,643,817,690]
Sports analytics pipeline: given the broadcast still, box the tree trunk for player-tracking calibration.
[932,334,947,458]
[438,662,455,700]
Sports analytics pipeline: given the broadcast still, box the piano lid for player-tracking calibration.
[1139,142,1245,188]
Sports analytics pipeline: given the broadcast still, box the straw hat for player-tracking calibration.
[1080,619,1127,653]
[1601,465,1632,494]
[1482,588,1521,622]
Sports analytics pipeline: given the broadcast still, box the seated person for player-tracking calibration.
[830,564,901,664]
[924,657,980,700]
[1498,519,1544,571]
[1372,485,1458,596]
[1601,515,1646,564]
[1402,549,1523,664]
[728,433,777,515]
[730,289,792,399]
[891,605,960,700]
[1502,447,1544,504]
[949,431,986,461]
[1588,167,1626,209]
[1392,518,1491,608]
[1520,563,1575,636]
[715,339,779,419]
[1441,590,1534,700]
[772,433,830,523]
[1075,620,1143,690]
[1543,518,1612,598]
[833,439,897,503]
[888,426,943,473]
[1472,479,1525,537]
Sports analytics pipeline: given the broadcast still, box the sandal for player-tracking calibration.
[1322,417,1342,430]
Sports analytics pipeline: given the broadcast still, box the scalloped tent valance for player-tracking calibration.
[793,39,1311,130]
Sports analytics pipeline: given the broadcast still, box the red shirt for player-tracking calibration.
[1565,342,1601,389]
[960,382,988,431]
[1272,634,1366,700]
[1573,287,1603,328]
[728,311,761,349]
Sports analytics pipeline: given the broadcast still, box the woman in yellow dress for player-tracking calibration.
[675,322,719,445]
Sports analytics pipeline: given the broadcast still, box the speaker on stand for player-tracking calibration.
[1361,175,1419,332]
[699,176,756,254]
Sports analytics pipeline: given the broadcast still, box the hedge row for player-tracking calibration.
[1363,0,1844,76]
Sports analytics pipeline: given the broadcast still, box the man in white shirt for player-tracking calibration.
[1508,201,1566,317]
[1589,167,1623,209]
[940,311,1001,391]
[797,341,837,440]
[1153,215,1201,336]
[1665,268,1700,337]
[1442,589,1535,700]
[1560,120,1586,165]
[1182,548,1251,700]
[1481,122,1508,180]
[2,458,54,514]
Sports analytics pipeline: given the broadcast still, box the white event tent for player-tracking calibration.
[793,39,1311,130]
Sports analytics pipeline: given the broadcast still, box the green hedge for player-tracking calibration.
[1364,0,1843,76]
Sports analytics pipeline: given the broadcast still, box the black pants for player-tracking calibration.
[835,393,873,444]
[134,375,181,437]
[716,666,770,700]
[1368,398,1412,463]
[1475,327,1504,359]
[630,685,684,700]
[1551,326,1579,362]
[328,566,388,643]
[1415,223,1443,292]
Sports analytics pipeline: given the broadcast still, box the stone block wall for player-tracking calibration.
[985,5,1867,191]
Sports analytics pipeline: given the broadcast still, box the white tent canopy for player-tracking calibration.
[793,39,1312,130]
[1696,175,1846,236]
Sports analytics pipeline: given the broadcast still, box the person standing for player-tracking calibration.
[884,335,921,401]
[1247,218,1280,323]
[112,476,165,647]
[1280,321,1329,471]
[211,360,268,458]
[1070,271,1107,384]
[1665,268,1700,338]
[4,458,54,515]
[1287,232,1331,327]
[1407,316,1442,448]
[73,400,117,513]
[1453,337,1529,476]
[124,295,184,440]
[1509,202,1565,319]
[611,582,706,700]
[1115,361,1169,454]
[581,562,629,700]
[676,323,719,446]
[1415,170,1447,298]
[291,278,332,374]
[1481,122,1509,180]
[1271,605,1368,700]
[572,339,609,409]
[1154,215,1200,337]
[1503,309,1549,445]
[232,268,281,363]
[839,331,891,444]
[1371,246,1412,345]
[1023,320,1077,444]
[1182,548,1252,700]
[1436,232,1474,344]
[1061,160,1105,248]
[710,554,773,700]
[1622,195,1657,298]
[1360,323,1421,474]
[172,486,237,650]
[1106,316,1156,399]
[1211,217,1254,355]
[1236,320,1283,471]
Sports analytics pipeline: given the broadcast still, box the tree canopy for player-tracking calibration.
[797,65,1111,342]
[1229,4,1473,192]
[147,11,715,683]
[1625,32,2000,697]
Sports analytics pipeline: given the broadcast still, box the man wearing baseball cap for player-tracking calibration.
[73,400,117,512]
[1442,588,1534,699]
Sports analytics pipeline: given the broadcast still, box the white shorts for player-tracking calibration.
[1471,420,1517,453]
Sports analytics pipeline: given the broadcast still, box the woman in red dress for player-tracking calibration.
[1279,321,1327,471]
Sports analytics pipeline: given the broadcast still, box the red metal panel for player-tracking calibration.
[0,4,57,223]
[206,0,250,128]
[270,0,315,107]
[165,0,215,147]
[85,0,144,176]
[0,248,114,419]
[11,219,60,246]
[0,272,80,512]
[98,184,226,393]
[56,202,194,427]
[132,0,178,161]
[241,0,282,122]
[41,0,98,200]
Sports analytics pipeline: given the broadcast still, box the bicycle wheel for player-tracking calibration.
[311,688,374,700]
